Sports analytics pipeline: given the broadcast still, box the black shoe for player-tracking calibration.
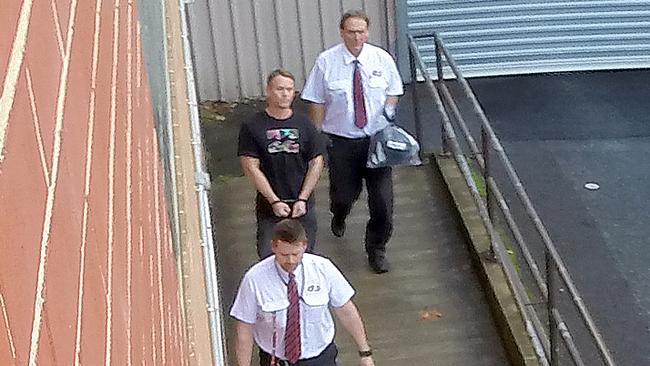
[331,216,346,237]
[368,255,390,274]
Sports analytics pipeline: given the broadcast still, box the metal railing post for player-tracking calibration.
[409,47,423,145]
[481,127,496,258]
[409,46,417,82]
[434,33,443,81]
[481,127,492,220]
[434,34,449,154]
[547,250,560,366]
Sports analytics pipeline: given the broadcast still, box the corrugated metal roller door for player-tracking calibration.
[407,0,650,77]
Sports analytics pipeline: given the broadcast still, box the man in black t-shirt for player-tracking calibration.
[238,69,325,258]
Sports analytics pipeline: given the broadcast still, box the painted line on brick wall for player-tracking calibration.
[28,0,79,364]
[0,285,17,361]
[153,130,167,365]
[25,67,50,187]
[149,254,158,365]
[125,1,134,363]
[0,0,35,164]
[176,269,186,365]
[104,0,121,364]
[148,136,158,366]
[135,23,141,102]
[74,0,103,364]
[137,142,144,257]
[50,0,65,58]
[145,136,152,263]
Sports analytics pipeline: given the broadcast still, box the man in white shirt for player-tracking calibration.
[301,10,404,273]
[230,219,375,365]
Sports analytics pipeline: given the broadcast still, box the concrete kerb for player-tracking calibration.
[432,153,541,366]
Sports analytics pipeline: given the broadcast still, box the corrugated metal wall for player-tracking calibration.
[187,0,396,101]
[407,0,650,78]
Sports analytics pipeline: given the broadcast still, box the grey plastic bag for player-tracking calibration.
[367,123,422,168]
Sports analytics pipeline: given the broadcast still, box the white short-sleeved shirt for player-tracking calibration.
[301,43,404,138]
[230,254,355,360]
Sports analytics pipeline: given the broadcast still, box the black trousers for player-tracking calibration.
[258,342,338,366]
[326,134,393,257]
[255,198,317,259]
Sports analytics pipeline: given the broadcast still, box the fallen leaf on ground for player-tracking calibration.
[419,307,443,321]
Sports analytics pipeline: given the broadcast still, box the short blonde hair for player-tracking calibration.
[266,69,295,86]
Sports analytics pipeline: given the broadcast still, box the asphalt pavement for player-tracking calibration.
[464,70,650,366]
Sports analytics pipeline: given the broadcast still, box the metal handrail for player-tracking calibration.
[408,35,549,365]
[408,32,617,366]
[434,32,614,365]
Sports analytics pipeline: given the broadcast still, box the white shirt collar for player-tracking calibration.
[342,43,369,66]
[273,259,303,283]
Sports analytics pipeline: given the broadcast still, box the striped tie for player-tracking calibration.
[353,60,367,128]
[284,272,301,363]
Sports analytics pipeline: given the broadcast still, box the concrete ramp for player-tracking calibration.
[213,165,510,365]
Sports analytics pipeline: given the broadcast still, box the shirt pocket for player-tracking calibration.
[326,79,349,105]
[258,299,289,328]
[301,289,331,333]
[367,76,389,100]
[302,287,329,307]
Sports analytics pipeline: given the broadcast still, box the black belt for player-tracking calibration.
[260,342,336,365]
[324,132,369,141]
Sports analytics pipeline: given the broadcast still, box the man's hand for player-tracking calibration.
[272,201,292,217]
[360,356,375,366]
[291,200,307,218]
[383,104,396,122]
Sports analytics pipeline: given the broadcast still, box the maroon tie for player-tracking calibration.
[353,60,367,128]
[284,273,301,363]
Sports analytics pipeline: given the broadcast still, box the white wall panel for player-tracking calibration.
[343,0,365,14]
[297,0,323,82]
[365,0,388,47]
[276,1,305,85]
[185,0,219,97]
[188,0,395,101]
[230,1,260,96]
[253,1,281,90]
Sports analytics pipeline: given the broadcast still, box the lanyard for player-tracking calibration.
[271,312,277,366]
[273,262,306,300]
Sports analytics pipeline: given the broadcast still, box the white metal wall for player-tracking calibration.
[188,0,396,101]
[407,0,650,78]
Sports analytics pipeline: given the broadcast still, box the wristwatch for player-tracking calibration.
[358,349,373,357]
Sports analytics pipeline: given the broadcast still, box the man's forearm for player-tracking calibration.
[333,301,371,352]
[247,168,279,203]
[235,321,255,366]
[298,156,324,200]
[308,103,326,129]
[240,157,280,203]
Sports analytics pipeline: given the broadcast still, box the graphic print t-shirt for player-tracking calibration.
[237,111,324,213]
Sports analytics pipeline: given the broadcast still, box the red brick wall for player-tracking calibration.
[0,1,186,364]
